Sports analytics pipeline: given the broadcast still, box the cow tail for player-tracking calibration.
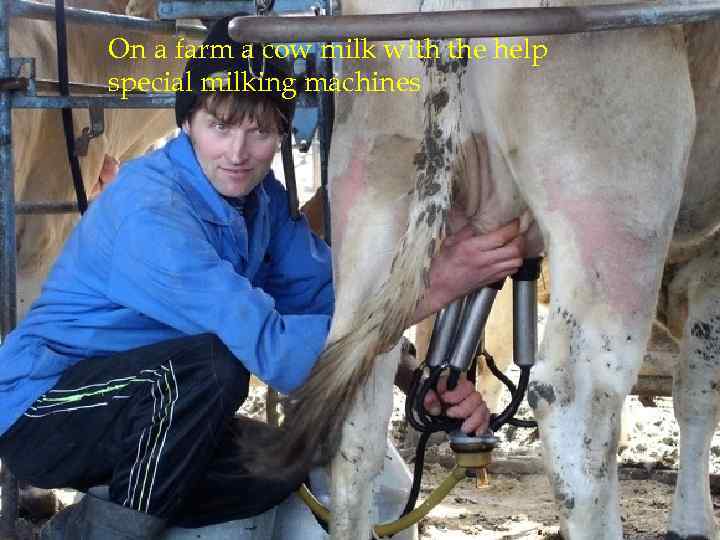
[243,169,452,481]
[244,65,458,479]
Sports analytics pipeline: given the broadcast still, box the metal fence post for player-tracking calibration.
[0,0,19,535]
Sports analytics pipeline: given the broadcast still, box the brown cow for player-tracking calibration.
[10,1,188,318]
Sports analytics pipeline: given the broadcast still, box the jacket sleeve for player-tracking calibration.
[107,206,330,394]
[262,216,335,317]
[260,178,335,317]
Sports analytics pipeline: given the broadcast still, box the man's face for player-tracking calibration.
[184,108,280,198]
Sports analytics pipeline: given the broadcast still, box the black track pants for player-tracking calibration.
[0,333,305,527]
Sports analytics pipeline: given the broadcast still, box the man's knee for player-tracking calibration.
[202,334,250,407]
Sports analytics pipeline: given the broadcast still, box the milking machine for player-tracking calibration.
[298,256,543,538]
[399,257,542,516]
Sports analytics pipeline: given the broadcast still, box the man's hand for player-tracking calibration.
[423,375,490,435]
[411,219,525,325]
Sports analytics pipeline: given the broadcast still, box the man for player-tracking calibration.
[0,18,526,539]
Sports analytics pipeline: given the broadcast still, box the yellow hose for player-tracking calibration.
[297,465,468,538]
[297,482,331,524]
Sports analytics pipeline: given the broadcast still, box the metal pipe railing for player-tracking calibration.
[9,0,207,39]
[2,77,178,108]
[229,0,720,42]
[3,78,121,94]
[15,201,79,215]
[12,94,177,109]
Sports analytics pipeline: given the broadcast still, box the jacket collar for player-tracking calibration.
[166,132,270,225]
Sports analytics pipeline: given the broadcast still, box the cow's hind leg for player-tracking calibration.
[508,28,695,538]
[330,346,399,540]
[324,139,414,538]
[668,246,720,539]
[530,231,671,538]
[323,84,435,537]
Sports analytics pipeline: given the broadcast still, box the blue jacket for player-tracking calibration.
[0,132,334,436]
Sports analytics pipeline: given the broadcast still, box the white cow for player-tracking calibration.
[10,1,186,318]
[255,3,719,539]
[303,185,530,413]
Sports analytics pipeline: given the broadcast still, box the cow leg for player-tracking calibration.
[478,26,695,538]
[330,346,399,540]
[324,164,412,539]
[324,169,412,538]
[528,237,665,538]
[325,88,422,539]
[664,22,720,539]
[528,211,685,537]
[668,250,720,539]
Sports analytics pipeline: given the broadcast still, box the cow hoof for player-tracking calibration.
[666,532,711,540]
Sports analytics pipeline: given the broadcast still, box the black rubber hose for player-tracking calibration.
[484,353,517,395]
[402,366,463,517]
[484,354,537,429]
[506,416,538,428]
[489,366,534,432]
[406,367,462,434]
[55,0,88,214]
[400,431,431,517]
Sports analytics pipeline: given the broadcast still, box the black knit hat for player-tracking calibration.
[175,16,295,130]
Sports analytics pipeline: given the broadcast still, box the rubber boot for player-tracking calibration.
[39,501,83,540]
[40,488,166,539]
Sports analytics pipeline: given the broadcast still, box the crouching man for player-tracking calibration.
[0,17,526,539]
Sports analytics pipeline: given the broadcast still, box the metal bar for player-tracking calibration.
[12,94,176,109]
[229,0,720,42]
[15,201,79,214]
[157,0,327,20]
[281,136,301,220]
[11,80,175,111]
[0,78,27,92]
[9,0,207,39]
[1,0,17,340]
[0,0,18,535]
[317,40,333,244]
[35,79,121,95]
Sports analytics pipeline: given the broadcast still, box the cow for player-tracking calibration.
[250,2,720,539]
[9,0,187,319]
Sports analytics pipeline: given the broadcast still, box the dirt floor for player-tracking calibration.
[414,470,703,540]
[388,383,720,540]
[6,383,720,539]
